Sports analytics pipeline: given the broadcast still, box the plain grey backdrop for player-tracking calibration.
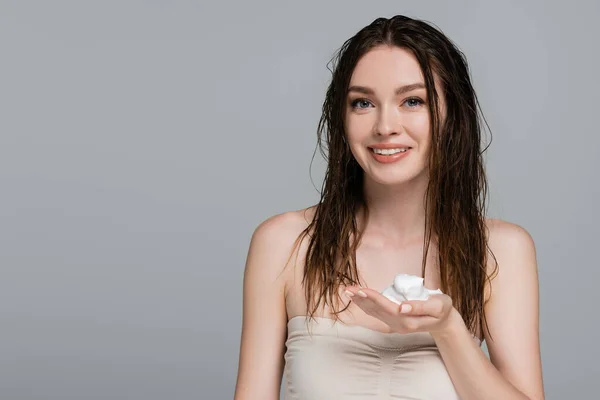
[1,0,599,399]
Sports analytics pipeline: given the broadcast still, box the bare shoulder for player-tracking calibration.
[246,205,316,280]
[250,206,315,255]
[485,218,536,251]
[484,218,537,272]
[482,218,538,303]
[252,205,315,243]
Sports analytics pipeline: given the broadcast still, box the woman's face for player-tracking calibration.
[344,45,444,186]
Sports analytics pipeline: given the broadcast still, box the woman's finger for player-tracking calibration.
[345,288,381,315]
[347,287,402,314]
[400,294,449,317]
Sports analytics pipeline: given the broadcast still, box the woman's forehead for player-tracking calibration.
[349,46,425,90]
[346,45,446,115]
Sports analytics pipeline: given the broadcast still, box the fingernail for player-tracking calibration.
[357,290,367,298]
[344,290,354,298]
[400,304,412,313]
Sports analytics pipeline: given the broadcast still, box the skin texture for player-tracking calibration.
[234,46,544,400]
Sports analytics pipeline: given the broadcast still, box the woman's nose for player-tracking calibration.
[376,104,400,136]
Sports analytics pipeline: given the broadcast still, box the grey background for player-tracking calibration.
[1,0,598,399]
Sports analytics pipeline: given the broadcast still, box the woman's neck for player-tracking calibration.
[358,175,430,246]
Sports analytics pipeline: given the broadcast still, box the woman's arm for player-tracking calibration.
[430,220,544,400]
[233,213,297,400]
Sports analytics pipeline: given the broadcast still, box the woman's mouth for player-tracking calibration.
[370,147,411,155]
[368,147,412,163]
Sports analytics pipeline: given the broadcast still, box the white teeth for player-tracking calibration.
[372,148,409,155]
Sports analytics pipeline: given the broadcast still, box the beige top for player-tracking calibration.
[283,316,481,400]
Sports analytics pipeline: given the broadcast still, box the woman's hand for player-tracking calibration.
[344,286,457,335]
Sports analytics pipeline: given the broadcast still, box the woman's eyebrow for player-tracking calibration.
[347,83,426,96]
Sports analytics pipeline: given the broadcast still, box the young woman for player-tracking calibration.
[234,15,544,400]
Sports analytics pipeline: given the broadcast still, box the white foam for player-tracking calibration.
[381,274,443,304]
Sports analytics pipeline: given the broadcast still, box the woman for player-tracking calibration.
[234,15,544,400]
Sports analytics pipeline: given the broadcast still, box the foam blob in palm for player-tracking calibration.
[381,274,443,304]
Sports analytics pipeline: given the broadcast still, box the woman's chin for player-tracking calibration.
[366,170,427,187]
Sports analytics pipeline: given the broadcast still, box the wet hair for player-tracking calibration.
[290,15,497,337]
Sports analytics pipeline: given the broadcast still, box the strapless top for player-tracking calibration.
[283,316,481,400]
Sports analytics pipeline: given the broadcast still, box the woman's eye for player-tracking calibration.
[404,97,425,108]
[351,99,373,109]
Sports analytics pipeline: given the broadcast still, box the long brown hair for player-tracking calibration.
[292,15,497,337]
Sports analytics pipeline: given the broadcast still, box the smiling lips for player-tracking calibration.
[368,144,413,163]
